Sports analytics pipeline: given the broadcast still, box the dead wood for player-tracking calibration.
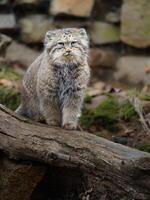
[0,104,150,200]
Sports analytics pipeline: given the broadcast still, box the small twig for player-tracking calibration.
[79,188,93,200]
[129,97,150,134]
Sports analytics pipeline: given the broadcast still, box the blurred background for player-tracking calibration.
[0,0,150,151]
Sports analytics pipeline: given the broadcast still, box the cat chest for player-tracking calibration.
[56,69,78,97]
[58,73,75,95]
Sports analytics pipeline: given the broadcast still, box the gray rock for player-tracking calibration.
[50,0,95,17]
[19,15,55,43]
[0,34,11,68]
[0,14,16,30]
[53,20,90,29]
[0,57,7,69]
[105,11,120,23]
[0,0,8,5]
[85,95,107,110]
[6,41,40,68]
[121,0,150,48]
[90,22,120,44]
[114,56,150,86]
[0,34,12,56]
[90,48,118,68]
[92,0,122,21]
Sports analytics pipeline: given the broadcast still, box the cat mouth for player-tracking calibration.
[63,52,72,56]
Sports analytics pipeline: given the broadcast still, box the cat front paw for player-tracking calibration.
[47,119,60,127]
[63,123,77,130]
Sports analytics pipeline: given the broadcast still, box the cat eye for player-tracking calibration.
[71,41,77,46]
[57,42,64,47]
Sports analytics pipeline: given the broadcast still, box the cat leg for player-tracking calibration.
[62,93,84,130]
[40,97,61,126]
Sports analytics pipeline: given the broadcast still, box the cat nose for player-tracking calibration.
[64,49,71,56]
[66,49,71,54]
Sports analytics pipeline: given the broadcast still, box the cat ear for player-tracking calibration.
[78,28,89,49]
[44,31,55,46]
[79,28,87,38]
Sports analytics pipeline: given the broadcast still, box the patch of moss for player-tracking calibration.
[81,94,139,131]
[0,66,21,110]
[80,108,95,129]
[94,95,119,121]
[136,143,150,153]
[80,95,119,131]
[102,26,120,42]
[0,86,20,110]
[0,67,21,81]
[84,94,92,104]
[95,96,120,131]
[119,100,137,121]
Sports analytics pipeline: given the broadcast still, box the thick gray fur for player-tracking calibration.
[16,28,90,129]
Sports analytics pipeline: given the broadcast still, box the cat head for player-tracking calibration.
[44,28,89,66]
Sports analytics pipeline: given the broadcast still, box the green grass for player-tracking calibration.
[0,66,21,110]
[80,95,120,131]
[84,94,92,104]
[94,95,119,121]
[127,89,150,101]
[80,95,138,132]
[0,66,21,81]
[139,94,150,101]
[80,108,95,129]
[0,86,20,110]
[136,143,150,153]
[119,100,137,121]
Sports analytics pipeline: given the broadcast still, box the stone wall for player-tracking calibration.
[0,0,150,87]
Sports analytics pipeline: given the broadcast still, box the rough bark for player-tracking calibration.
[0,155,46,200]
[0,104,150,200]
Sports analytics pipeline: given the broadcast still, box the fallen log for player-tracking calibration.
[0,104,150,200]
